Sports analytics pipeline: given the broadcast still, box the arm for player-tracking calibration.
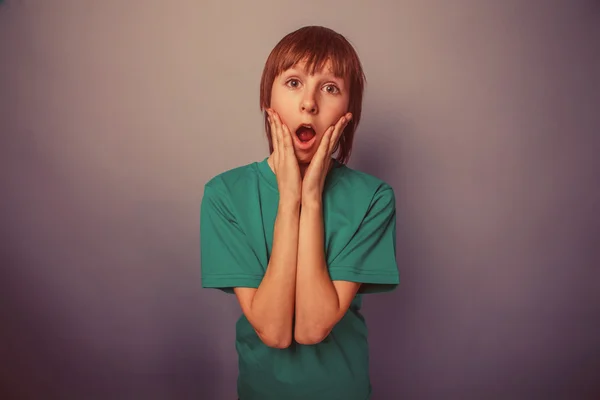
[234,110,302,349]
[294,200,361,345]
[234,199,300,349]
[293,113,360,345]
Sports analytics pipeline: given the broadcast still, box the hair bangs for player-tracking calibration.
[274,37,353,79]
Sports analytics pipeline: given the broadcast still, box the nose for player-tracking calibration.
[301,94,318,114]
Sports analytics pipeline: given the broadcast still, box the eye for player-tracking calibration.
[286,79,301,88]
[323,84,340,94]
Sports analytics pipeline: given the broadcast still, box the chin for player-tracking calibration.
[296,156,313,166]
[294,150,314,164]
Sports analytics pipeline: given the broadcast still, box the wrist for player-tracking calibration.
[279,198,301,214]
[301,197,322,211]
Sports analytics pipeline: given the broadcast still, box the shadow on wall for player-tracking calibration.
[0,252,223,399]
[350,118,421,398]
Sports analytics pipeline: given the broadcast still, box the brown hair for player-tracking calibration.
[259,26,366,165]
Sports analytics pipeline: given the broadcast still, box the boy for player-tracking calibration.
[201,25,399,400]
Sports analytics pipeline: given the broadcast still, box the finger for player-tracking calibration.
[267,110,276,152]
[268,110,282,168]
[272,111,289,152]
[281,122,295,152]
[270,109,280,146]
[329,113,351,155]
[313,125,335,166]
[268,109,282,155]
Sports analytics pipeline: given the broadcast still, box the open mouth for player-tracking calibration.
[295,124,316,143]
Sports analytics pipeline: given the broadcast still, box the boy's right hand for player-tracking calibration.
[267,109,302,206]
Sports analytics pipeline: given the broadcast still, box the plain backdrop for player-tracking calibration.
[1,1,599,399]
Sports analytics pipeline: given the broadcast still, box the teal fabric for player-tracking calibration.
[201,157,399,399]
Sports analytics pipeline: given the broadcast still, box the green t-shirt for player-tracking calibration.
[200,157,399,400]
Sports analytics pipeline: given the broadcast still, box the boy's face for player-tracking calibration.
[269,59,350,165]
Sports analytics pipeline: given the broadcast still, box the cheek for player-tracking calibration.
[324,96,350,119]
[324,107,348,126]
[269,86,284,113]
[269,94,293,121]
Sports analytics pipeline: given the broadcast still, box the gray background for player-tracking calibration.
[1,0,599,399]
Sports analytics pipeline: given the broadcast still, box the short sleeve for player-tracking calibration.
[200,183,264,294]
[328,185,400,294]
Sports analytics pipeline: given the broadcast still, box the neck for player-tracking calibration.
[266,155,334,179]
[298,163,308,179]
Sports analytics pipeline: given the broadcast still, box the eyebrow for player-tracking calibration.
[283,68,345,84]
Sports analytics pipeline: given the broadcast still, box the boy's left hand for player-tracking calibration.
[302,113,352,205]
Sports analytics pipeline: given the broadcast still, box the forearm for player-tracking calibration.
[250,200,300,348]
[294,201,340,344]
